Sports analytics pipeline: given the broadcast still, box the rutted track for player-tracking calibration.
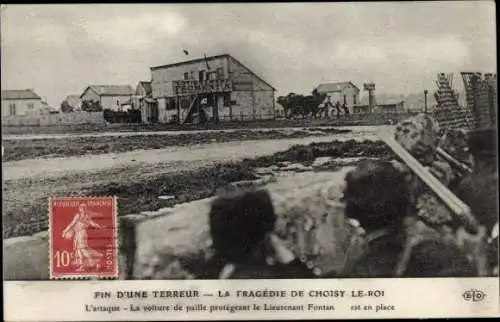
[2,128,350,162]
[3,126,388,240]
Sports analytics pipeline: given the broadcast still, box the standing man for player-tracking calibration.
[335,101,342,118]
[342,102,349,116]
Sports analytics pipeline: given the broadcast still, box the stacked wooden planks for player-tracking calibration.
[461,72,497,130]
[433,73,472,131]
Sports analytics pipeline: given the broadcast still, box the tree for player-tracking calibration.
[277,90,327,119]
[277,93,296,119]
[81,100,103,112]
[60,100,74,113]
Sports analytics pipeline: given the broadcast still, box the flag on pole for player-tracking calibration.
[204,53,210,70]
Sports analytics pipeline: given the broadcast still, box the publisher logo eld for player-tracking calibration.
[462,289,487,302]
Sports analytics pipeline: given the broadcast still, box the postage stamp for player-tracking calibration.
[49,196,118,279]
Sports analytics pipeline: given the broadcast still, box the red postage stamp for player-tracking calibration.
[49,196,118,279]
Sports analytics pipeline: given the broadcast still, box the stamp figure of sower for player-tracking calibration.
[62,203,105,271]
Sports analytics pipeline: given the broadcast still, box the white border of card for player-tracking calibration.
[3,2,499,321]
[4,279,499,320]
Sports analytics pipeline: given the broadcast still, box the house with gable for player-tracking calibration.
[80,85,134,111]
[315,81,360,114]
[150,53,276,124]
[1,89,43,117]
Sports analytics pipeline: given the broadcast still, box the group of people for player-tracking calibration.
[323,99,349,118]
[203,113,498,279]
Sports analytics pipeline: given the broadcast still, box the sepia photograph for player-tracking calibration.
[1,2,498,320]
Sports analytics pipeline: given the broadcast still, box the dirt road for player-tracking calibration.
[2,125,386,141]
[3,129,382,181]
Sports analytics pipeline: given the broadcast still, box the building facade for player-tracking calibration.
[316,82,360,114]
[353,101,405,114]
[80,85,134,111]
[1,89,43,117]
[134,81,159,124]
[150,54,276,124]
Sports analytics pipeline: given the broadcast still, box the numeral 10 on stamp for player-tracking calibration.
[49,196,118,279]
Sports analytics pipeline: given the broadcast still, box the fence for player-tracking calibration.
[217,111,418,125]
[103,109,141,124]
[1,111,105,127]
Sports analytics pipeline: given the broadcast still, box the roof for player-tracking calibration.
[150,53,276,91]
[151,54,230,70]
[1,89,41,100]
[138,81,152,95]
[316,82,359,93]
[82,85,134,97]
[230,55,276,91]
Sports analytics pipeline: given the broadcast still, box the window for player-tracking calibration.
[216,68,223,79]
[223,94,231,107]
[343,95,347,104]
[166,99,176,110]
[27,103,34,109]
[184,72,189,80]
[199,70,205,81]
[353,95,357,105]
[211,71,220,80]
[9,103,16,116]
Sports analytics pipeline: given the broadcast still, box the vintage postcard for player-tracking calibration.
[2,2,499,321]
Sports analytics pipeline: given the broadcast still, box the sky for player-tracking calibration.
[1,2,496,106]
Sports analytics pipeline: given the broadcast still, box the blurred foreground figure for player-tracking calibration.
[342,160,477,277]
[455,127,499,276]
[395,113,441,166]
[394,114,457,229]
[438,128,473,168]
[207,189,315,279]
[393,113,491,275]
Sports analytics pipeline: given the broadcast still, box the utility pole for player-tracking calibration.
[424,90,428,113]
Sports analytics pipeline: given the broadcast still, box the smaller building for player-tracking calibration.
[80,85,134,111]
[65,95,83,111]
[275,102,286,118]
[315,81,360,114]
[354,98,405,114]
[134,81,159,123]
[1,89,43,117]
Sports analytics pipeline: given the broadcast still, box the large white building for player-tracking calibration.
[1,89,44,117]
[150,54,276,124]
